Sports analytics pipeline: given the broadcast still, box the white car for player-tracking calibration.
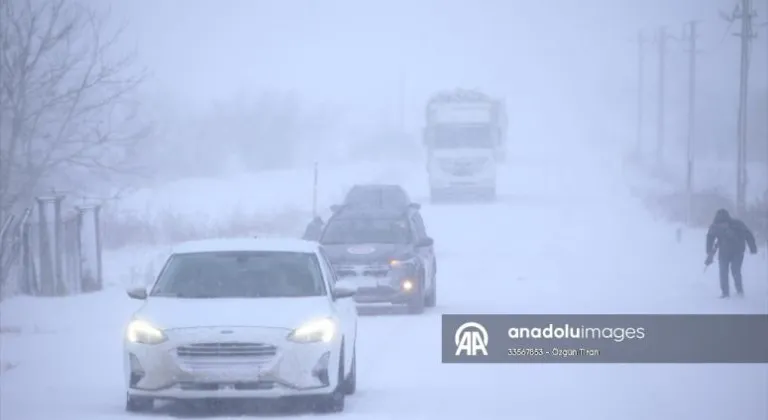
[123,238,359,413]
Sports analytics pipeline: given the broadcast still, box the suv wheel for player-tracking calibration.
[425,267,437,308]
[407,275,426,314]
[125,394,154,412]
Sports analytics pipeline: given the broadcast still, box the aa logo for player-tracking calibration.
[454,321,488,356]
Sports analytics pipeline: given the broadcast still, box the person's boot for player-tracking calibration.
[734,278,744,298]
[719,293,729,299]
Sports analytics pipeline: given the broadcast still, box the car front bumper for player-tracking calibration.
[428,164,496,190]
[124,326,340,400]
[429,178,496,190]
[333,264,421,305]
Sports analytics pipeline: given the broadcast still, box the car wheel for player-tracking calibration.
[313,347,346,413]
[342,346,357,395]
[407,275,426,314]
[125,394,154,412]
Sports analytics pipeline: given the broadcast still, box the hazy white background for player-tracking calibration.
[72,0,768,189]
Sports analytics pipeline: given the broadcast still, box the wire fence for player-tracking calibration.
[0,196,103,298]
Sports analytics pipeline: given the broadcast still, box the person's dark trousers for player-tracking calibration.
[718,251,745,297]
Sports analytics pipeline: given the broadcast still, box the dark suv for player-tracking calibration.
[318,204,436,314]
[331,184,419,212]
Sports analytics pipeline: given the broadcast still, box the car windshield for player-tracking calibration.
[433,125,493,149]
[320,218,411,245]
[150,251,327,298]
[345,187,409,207]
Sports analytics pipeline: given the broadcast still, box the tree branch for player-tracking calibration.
[0,0,151,215]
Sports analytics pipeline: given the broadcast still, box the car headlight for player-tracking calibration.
[287,318,336,343]
[126,320,167,345]
[390,257,417,267]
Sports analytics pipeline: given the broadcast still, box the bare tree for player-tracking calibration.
[0,0,151,218]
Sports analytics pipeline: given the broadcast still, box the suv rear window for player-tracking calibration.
[320,218,411,245]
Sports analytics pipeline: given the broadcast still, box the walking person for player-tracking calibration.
[705,209,758,298]
[302,216,325,242]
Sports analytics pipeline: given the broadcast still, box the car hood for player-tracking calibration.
[322,243,411,265]
[133,296,333,331]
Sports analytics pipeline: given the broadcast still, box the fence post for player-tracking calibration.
[94,205,103,290]
[77,206,103,292]
[67,212,82,294]
[52,195,66,295]
[312,162,318,218]
[36,197,54,296]
[76,208,85,292]
[20,218,33,295]
[0,215,14,290]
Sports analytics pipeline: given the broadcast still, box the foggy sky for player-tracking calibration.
[97,0,766,139]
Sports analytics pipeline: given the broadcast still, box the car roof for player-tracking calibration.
[329,205,411,221]
[349,184,406,191]
[346,184,410,199]
[171,237,320,255]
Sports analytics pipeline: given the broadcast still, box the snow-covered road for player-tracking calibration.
[1,142,766,420]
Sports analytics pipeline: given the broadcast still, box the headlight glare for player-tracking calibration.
[390,257,416,267]
[126,320,167,345]
[288,317,336,343]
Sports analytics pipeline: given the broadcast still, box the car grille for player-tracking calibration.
[178,381,275,391]
[175,342,277,372]
[440,158,487,176]
[177,342,277,358]
[335,268,389,278]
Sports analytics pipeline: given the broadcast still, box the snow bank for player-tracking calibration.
[0,289,140,335]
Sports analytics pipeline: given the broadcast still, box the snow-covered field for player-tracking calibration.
[688,160,767,202]
[628,156,767,204]
[1,138,766,420]
[101,161,424,287]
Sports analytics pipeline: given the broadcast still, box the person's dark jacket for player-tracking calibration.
[302,217,324,241]
[706,209,757,259]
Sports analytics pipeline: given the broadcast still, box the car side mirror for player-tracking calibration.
[127,287,148,300]
[418,237,434,247]
[332,280,357,299]
[409,203,421,210]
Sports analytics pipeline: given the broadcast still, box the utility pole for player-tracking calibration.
[397,72,406,133]
[636,30,648,157]
[312,162,318,218]
[732,0,756,216]
[683,20,702,224]
[654,26,670,167]
[764,0,768,208]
